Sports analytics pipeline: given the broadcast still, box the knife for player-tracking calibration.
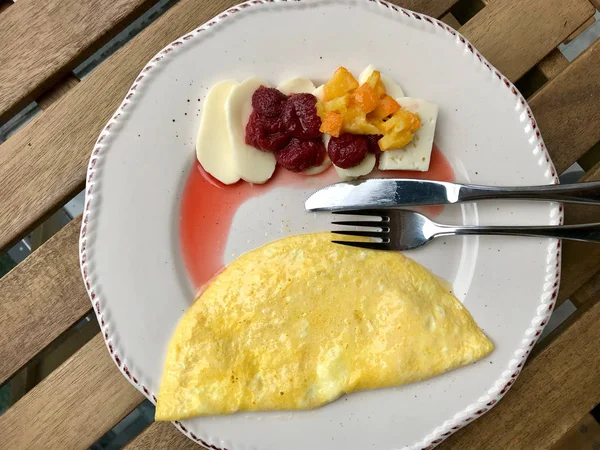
[304,178,600,211]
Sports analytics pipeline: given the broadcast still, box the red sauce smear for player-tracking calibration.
[180,145,454,292]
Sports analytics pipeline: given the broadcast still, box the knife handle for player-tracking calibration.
[440,222,600,242]
[458,181,600,205]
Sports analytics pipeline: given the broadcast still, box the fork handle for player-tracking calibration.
[459,181,600,204]
[438,223,600,243]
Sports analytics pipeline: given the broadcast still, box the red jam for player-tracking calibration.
[281,93,322,140]
[327,134,369,168]
[245,111,290,152]
[251,86,287,118]
[277,138,326,172]
[366,134,383,155]
[245,86,323,171]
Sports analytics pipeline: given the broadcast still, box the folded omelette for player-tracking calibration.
[156,232,493,420]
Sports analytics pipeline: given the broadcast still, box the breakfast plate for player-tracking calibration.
[79,0,562,449]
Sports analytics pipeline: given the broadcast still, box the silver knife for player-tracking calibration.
[304,178,600,211]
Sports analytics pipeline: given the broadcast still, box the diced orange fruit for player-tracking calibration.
[378,109,421,151]
[365,71,386,99]
[369,95,400,120]
[318,66,422,148]
[379,109,421,134]
[323,67,359,101]
[342,106,381,135]
[321,94,351,115]
[378,132,413,151]
[351,83,379,113]
[320,111,344,137]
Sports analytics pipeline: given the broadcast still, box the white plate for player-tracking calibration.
[80,1,562,449]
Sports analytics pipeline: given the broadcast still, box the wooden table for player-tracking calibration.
[0,0,599,448]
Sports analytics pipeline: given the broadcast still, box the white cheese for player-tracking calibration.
[378,97,438,172]
[195,80,240,185]
[277,77,316,95]
[313,84,325,102]
[358,65,405,98]
[225,77,276,184]
[334,153,376,180]
[304,155,332,175]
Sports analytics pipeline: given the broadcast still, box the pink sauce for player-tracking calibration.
[180,145,454,292]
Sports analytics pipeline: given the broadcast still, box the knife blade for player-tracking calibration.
[304,178,600,211]
[305,179,459,211]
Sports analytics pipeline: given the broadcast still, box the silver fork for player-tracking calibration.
[332,209,600,251]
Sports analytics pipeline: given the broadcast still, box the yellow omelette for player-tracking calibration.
[156,233,493,420]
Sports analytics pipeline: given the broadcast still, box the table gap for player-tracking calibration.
[514,66,549,98]
[91,400,155,450]
[560,10,600,62]
[0,102,41,142]
[449,0,486,25]
[73,0,180,80]
[578,141,600,172]
[0,0,180,256]
[0,311,96,414]
[0,0,13,15]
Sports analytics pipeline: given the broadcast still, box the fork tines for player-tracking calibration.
[331,210,391,250]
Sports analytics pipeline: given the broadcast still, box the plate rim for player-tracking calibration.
[79,0,563,448]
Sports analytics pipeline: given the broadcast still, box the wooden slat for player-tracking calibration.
[459,0,594,81]
[0,1,12,15]
[571,268,600,307]
[438,290,600,449]
[28,317,100,388]
[0,335,144,450]
[550,413,600,450]
[0,217,89,385]
[537,49,570,80]
[125,421,197,450]
[0,0,154,124]
[37,74,80,111]
[528,39,600,174]
[559,162,600,303]
[0,0,589,253]
[441,12,462,30]
[538,44,600,303]
[564,16,596,43]
[396,0,458,19]
[479,0,595,46]
[6,315,100,406]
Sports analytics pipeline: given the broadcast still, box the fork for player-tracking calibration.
[332,209,600,251]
